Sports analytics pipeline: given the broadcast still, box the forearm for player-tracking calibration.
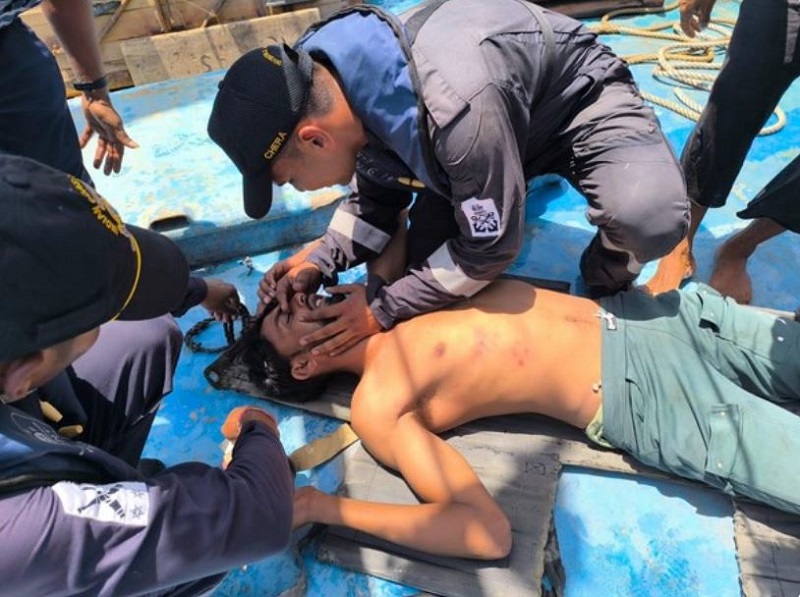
[370,234,515,328]
[307,180,412,280]
[130,422,294,590]
[170,276,207,316]
[294,238,324,263]
[308,412,508,559]
[307,215,393,281]
[369,270,467,328]
[316,493,501,557]
[721,217,787,258]
[365,209,408,285]
[3,422,293,596]
[41,0,105,83]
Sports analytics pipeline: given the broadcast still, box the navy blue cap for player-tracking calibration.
[208,44,313,219]
[0,153,190,361]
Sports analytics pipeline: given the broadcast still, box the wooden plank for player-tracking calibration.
[22,2,163,44]
[120,9,320,85]
[21,0,286,43]
[21,0,359,91]
[734,501,800,597]
[20,0,354,43]
[317,439,560,596]
[270,0,357,18]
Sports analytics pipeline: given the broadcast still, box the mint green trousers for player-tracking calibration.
[598,285,800,514]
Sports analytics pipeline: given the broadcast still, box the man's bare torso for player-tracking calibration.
[358,280,603,432]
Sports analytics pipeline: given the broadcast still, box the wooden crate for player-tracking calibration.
[21,0,358,93]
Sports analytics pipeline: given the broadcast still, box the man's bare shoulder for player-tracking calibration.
[352,364,422,418]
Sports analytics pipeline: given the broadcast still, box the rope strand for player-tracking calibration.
[590,2,785,135]
[184,304,252,353]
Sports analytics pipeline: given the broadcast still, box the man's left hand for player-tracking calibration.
[298,284,383,356]
[80,91,139,175]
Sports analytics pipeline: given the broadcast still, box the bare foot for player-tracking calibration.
[293,485,324,529]
[642,238,695,295]
[709,246,752,304]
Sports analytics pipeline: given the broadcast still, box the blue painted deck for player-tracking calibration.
[70,1,798,594]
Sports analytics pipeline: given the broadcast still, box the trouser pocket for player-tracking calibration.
[703,405,740,493]
[705,400,800,514]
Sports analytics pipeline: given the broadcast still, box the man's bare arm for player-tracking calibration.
[41,0,138,173]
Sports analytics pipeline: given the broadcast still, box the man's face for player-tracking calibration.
[0,328,99,402]
[271,141,356,193]
[259,292,334,357]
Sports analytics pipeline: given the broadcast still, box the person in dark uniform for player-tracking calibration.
[0,153,294,595]
[645,0,800,304]
[207,0,690,357]
[1,0,242,323]
[0,0,137,178]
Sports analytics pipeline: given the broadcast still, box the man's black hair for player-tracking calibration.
[241,304,330,403]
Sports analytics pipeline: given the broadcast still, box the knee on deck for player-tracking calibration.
[111,315,183,397]
[602,192,689,262]
[130,316,183,369]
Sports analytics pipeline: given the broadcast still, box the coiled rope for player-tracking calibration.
[589,2,786,135]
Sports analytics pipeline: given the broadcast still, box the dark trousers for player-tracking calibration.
[683,0,800,232]
[0,18,91,183]
[39,316,183,468]
[1,21,187,467]
[556,80,689,295]
[738,152,800,233]
[407,81,690,295]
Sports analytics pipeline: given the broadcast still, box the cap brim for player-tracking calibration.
[243,173,274,219]
[117,225,190,320]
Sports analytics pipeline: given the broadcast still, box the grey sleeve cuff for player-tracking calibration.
[367,276,397,330]
[306,245,340,288]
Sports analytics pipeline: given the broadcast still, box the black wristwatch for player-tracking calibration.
[73,74,108,92]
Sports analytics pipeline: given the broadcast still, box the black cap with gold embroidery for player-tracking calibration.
[0,153,190,361]
[207,44,313,219]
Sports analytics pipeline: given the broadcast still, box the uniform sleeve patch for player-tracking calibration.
[52,481,149,527]
[460,198,501,238]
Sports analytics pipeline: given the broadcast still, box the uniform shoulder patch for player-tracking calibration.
[52,481,149,527]
[460,198,501,238]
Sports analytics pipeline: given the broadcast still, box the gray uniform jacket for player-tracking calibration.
[301,0,630,327]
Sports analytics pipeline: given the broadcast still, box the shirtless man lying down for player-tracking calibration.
[246,272,800,560]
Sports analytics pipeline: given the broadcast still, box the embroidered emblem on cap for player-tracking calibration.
[68,176,132,242]
[264,131,288,161]
[68,176,142,319]
[262,48,282,66]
